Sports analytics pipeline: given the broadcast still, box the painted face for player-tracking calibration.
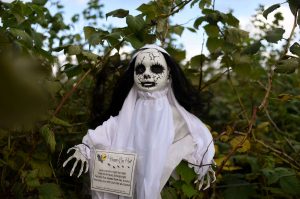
[134,49,170,92]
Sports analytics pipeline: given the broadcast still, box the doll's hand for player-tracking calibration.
[63,145,89,177]
[195,164,216,190]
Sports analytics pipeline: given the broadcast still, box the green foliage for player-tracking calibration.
[1,0,300,198]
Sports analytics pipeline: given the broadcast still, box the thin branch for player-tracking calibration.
[53,68,92,116]
[198,33,205,91]
[216,107,257,176]
[254,138,300,171]
[160,0,193,18]
[258,71,273,111]
[281,8,298,57]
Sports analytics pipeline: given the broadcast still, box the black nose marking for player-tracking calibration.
[143,74,151,79]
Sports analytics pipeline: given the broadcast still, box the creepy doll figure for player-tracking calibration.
[63,44,216,199]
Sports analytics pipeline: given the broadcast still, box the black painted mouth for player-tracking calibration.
[141,82,156,87]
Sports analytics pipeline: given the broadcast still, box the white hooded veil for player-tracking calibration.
[78,45,215,199]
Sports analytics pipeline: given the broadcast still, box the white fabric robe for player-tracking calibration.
[78,85,215,199]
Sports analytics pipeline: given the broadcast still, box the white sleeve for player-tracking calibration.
[80,116,118,159]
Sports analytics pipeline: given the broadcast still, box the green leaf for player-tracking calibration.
[161,187,178,199]
[182,184,198,198]
[230,136,251,153]
[204,24,219,37]
[63,64,82,78]
[106,9,129,19]
[274,58,299,74]
[50,116,71,127]
[279,175,300,195]
[30,160,52,178]
[290,42,300,56]
[262,167,295,184]
[190,54,206,68]
[125,35,143,49]
[241,41,261,54]
[83,26,96,41]
[225,28,249,44]
[288,0,300,16]
[40,125,56,153]
[126,15,145,32]
[67,45,81,55]
[157,19,167,33]
[199,0,212,9]
[187,27,197,33]
[265,28,285,43]
[176,162,196,184]
[226,13,239,27]
[38,183,62,199]
[193,16,206,29]
[32,0,47,6]
[22,170,40,188]
[206,37,223,52]
[171,25,184,36]
[263,4,281,19]
[81,51,99,61]
[9,28,32,46]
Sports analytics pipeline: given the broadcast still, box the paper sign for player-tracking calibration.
[91,149,137,197]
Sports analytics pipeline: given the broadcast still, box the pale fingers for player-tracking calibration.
[63,156,74,167]
[77,161,84,178]
[84,161,89,173]
[70,160,78,176]
[67,147,76,154]
[203,174,210,190]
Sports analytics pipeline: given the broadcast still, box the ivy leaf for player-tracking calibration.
[106,9,129,20]
[265,28,285,43]
[38,183,62,199]
[39,125,56,153]
[290,42,300,56]
[9,28,32,47]
[274,58,299,74]
[204,24,219,37]
[263,4,281,19]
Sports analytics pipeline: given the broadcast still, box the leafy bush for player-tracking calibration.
[0,0,300,198]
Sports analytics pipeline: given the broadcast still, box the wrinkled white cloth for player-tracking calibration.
[79,84,214,199]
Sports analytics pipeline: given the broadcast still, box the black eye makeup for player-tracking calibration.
[135,64,146,74]
[151,64,165,74]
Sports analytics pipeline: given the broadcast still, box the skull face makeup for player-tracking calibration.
[134,49,170,92]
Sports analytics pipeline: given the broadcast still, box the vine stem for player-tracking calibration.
[53,68,92,116]
[215,107,257,177]
[282,8,298,57]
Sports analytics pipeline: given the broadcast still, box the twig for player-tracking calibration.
[53,68,92,116]
[160,0,193,18]
[198,33,205,91]
[281,8,298,57]
[254,138,300,171]
[215,107,257,176]
[258,71,273,111]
